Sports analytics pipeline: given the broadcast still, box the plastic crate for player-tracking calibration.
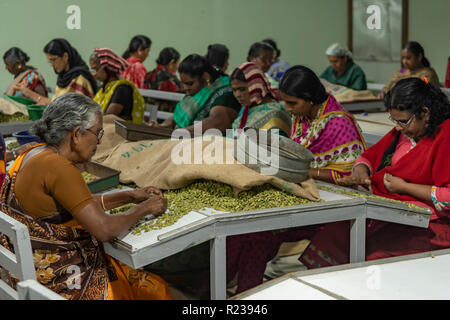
[76,162,121,194]
[26,105,47,120]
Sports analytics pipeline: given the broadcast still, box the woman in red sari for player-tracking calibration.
[300,77,450,268]
[121,35,152,89]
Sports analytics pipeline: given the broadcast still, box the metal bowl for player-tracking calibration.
[233,128,313,183]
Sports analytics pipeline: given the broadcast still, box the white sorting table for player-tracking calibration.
[103,188,367,300]
[341,99,385,112]
[233,248,450,300]
[102,182,431,300]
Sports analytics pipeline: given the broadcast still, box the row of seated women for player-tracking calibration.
[3,34,442,119]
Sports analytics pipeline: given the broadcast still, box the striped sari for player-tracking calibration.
[52,74,95,100]
[290,94,366,183]
[229,102,291,137]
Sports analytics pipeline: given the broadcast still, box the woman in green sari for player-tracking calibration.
[159,54,241,135]
[228,62,291,138]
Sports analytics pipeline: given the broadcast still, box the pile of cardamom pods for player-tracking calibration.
[111,180,315,236]
[0,113,30,123]
[81,171,98,184]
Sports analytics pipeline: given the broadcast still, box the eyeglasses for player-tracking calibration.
[388,114,415,128]
[85,128,104,141]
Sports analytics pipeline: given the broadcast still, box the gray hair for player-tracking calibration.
[325,43,353,59]
[31,93,102,146]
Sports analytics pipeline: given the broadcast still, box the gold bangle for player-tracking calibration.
[317,168,320,177]
[101,194,107,211]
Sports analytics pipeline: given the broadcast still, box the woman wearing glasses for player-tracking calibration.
[299,77,450,268]
[0,93,173,300]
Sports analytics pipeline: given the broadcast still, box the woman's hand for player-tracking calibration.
[383,173,407,194]
[377,91,386,100]
[135,195,168,217]
[131,186,164,203]
[147,120,159,127]
[337,164,371,186]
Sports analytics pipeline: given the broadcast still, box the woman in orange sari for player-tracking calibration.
[0,93,172,300]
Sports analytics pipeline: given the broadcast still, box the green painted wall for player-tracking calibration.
[0,0,347,91]
[0,0,449,92]
[358,0,450,84]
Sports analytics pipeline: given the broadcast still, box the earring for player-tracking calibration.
[207,79,211,86]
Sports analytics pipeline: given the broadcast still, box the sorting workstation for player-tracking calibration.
[103,181,431,300]
[1,1,449,303]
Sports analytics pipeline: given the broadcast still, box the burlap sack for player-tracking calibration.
[99,136,320,201]
[321,79,378,103]
[0,95,29,116]
[92,114,128,162]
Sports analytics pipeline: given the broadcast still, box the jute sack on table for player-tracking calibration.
[321,79,378,103]
[0,95,29,116]
[92,114,128,162]
[99,135,320,201]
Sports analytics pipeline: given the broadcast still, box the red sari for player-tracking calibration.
[300,119,450,268]
[121,57,148,89]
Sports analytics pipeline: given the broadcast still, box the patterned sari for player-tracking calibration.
[290,94,366,183]
[53,74,95,100]
[173,76,233,128]
[229,62,291,137]
[0,145,171,300]
[230,102,291,137]
[94,79,145,124]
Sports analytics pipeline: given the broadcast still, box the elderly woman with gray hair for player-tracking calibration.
[320,43,367,90]
[0,93,172,300]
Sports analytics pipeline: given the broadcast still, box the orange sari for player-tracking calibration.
[0,144,172,300]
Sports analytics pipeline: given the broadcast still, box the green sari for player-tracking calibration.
[227,102,292,138]
[173,76,233,128]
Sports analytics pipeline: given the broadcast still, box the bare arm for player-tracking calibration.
[74,194,167,242]
[383,173,432,204]
[104,103,124,117]
[158,117,176,129]
[309,168,334,184]
[92,186,164,210]
[12,84,51,105]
